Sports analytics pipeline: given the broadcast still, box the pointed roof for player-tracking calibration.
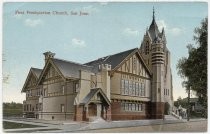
[80,88,111,106]
[148,8,160,42]
[21,67,42,92]
[84,48,137,70]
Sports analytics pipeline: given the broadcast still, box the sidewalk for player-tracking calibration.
[3,118,207,133]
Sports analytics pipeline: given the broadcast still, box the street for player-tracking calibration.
[78,120,207,133]
[3,117,207,133]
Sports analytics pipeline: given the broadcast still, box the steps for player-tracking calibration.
[164,115,179,120]
[88,116,106,123]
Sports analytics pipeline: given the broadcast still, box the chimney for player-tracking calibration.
[43,51,55,63]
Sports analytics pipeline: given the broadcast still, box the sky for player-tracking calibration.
[2,2,208,103]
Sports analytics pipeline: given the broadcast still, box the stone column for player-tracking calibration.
[106,106,111,121]
[96,103,101,117]
[86,106,89,121]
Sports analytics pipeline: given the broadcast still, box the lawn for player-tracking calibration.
[3,121,44,129]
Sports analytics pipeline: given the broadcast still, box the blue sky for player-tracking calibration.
[3,2,208,103]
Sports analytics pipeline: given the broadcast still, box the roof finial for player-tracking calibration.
[153,6,155,20]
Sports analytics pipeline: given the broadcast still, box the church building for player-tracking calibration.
[21,9,173,121]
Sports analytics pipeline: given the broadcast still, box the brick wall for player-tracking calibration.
[150,102,165,119]
[111,101,148,120]
[74,105,85,121]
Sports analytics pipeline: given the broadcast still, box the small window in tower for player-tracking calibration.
[145,42,149,55]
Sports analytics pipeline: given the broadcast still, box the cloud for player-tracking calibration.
[170,28,182,36]
[157,20,183,36]
[24,18,43,27]
[123,28,139,36]
[71,38,86,48]
[157,20,167,30]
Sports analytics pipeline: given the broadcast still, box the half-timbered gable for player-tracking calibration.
[38,60,64,86]
[116,51,151,78]
[22,68,42,92]
[109,49,151,103]
[22,68,42,118]
[25,73,37,89]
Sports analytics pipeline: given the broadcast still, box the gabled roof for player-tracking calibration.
[84,48,151,76]
[37,58,94,84]
[80,88,111,106]
[31,68,42,78]
[52,58,93,79]
[84,48,137,70]
[21,67,42,92]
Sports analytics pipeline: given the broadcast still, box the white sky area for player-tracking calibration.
[1,1,209,103]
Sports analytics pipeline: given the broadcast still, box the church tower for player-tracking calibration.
[140,8,173,119]
[151,34,165,119]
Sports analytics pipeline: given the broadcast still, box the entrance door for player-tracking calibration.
[88,103,97,116]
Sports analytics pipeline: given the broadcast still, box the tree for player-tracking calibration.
[176,18,207,117]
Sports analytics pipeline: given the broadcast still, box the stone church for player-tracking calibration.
[21,9,173,121]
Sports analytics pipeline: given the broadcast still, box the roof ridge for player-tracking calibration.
[31,67,42,70]
[109,47,137,56]
[53,58,93,68]
[85,47,138,65]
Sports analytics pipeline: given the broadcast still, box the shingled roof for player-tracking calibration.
[84,48,137,70]
[31,67,42,78]
[52,58,93,79]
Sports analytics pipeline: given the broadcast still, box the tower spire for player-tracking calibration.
[153,6,155,20]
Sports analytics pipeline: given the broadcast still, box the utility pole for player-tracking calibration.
[187,86,190,121]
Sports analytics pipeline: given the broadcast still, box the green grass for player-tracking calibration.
[3,121,44,129]
[3,102,23,117]
[3,109,22,117]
